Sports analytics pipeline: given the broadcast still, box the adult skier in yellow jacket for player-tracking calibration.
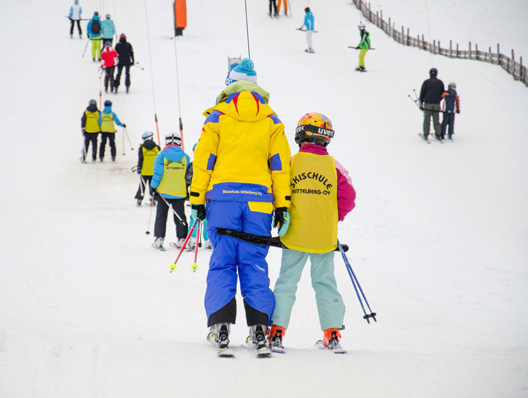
[190,58,291,354]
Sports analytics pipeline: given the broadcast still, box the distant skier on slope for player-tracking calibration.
[68,0,82,39]
[440,82,461,140]
[100,42,118,93]
[355,23,371,71]
[115,33,135,94]
[419,68,445,141]
[299,7,315,53]
[80,99,100,163]
[101,14,116,49]
[98,100,125,162]
[150,133,191,251]
[269,112,356,353]
[86,12,102,61]
[190,58,291,357]
[134,132,160,206]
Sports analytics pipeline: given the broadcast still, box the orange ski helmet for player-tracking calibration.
[295,112,334,147]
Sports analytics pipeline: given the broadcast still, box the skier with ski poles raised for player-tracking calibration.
[150,133,191,251]
[135,132,160,206]
[190,58,291,357]
[269,112,356,353]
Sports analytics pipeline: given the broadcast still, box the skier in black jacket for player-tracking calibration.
[419,68,445,141]
[115,33,135,93]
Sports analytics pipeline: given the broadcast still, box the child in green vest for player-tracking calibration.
[135,131,160,206]
[98,100,126,162]
[269,112,356,353]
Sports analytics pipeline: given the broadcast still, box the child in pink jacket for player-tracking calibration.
[269,112,356,353]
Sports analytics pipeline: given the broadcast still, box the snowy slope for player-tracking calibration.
[0,0,527,397]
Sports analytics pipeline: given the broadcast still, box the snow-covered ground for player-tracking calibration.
[1,0,527,397]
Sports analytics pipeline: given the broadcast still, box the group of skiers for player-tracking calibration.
[69,1,135,94]
[140,58,356,356]
[80,99,126,163]
[296,8,372,71]
[419,67,461,141]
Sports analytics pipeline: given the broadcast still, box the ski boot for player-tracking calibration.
[152,237,165,251]
[322,328,346,354]
[203,240,212,250]
[268,325,286,353]
[186,237,196,252]
[247,325,272,357]
[136,199,142,207]
[207,323,233,357]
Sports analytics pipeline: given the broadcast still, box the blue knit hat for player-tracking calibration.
[226,58,257,85]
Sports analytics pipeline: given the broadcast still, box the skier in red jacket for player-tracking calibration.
[100,42,118,93]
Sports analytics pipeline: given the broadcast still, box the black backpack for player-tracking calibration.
[91,20,100,35]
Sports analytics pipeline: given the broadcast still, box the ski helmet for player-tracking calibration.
[88,99,97,107]
[294,112,334,147]
[104,100,112,106]
[105,14,111,19]
[304,7,310,12]
[104,41,112,48]
[94,11,99,16]
[429,67,438,77]
[165,132,181,146]
[142,131,154,141]
[448,82,457,89]
[120,33,126,39]
[358,24,366,30]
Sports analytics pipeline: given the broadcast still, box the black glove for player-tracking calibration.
[356,46,360,49]
[136,168,141,174]
[273,207,287,229]
[123,124,127,128]
[419,104,424,110]
[82,128,85,134]
[192,204,206,221]
[456,110,460,114]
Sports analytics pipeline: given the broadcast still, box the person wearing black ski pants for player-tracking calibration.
[154,198,187,239]
[115,34,135,93]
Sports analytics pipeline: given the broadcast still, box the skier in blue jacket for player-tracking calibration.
[150,133,191,251]
[101,14,116,48]
[98,100,125,162]
[87,12,102,61]
[299,7,315,53]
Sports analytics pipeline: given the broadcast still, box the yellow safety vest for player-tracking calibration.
[141,146,159,176]
[157,157,188,197]
[85,110,100,133]
[100,112,116,133]
[280,151,338,253]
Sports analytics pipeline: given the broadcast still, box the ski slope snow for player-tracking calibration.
[0,0,527,397]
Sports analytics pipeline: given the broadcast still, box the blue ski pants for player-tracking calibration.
[205,200,275,325]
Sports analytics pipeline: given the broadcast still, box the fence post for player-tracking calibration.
[457,43,459,58]
[497,43,501,67]
[476,44,479,60]
[489,47,492,63]
[422,34,425,50]
[401,26,404,45]
[450,40,452,57]
[512,49,515,76]
[438,40,441,55]
[433,40,436,55]
[368,2,371,21]
[407,28,410,46]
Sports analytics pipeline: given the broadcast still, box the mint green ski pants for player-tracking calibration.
[271,249,345,331]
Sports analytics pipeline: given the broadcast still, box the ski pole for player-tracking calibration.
[123,127,134,151]
[169,218,199,272]
[145,196,154,235]
[190,221,201,272]
[122,128,125,155]
[82,38,89,57]
[139,174,146,197]
[337,239,377,324]
[153,189,184,222]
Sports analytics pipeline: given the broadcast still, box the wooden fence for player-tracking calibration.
[352,0,528,87]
